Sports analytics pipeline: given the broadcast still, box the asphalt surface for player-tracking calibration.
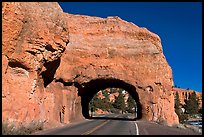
[33,114,202,135]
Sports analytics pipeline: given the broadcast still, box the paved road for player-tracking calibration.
[33,114,201,135]
[137,120,201,135]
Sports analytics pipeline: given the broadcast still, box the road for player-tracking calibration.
[33,114,201,135]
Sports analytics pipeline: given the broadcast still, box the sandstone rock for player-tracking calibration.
[2,2,69,128]
[173,88,202,108]
[2,2,69,71]
[2,2,179,131]
[55,13,178,126]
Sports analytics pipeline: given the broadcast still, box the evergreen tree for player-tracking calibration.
[174,91,189,123]
[184,91,199,115]
[90,94,101,112]
[198,108,202,114]
[112,89,126,114]
[127,95,136,113]
[102,89,109,98]
[89,95,96,112]
[174,91,181,116]
[90,89,114,112]
[101,98,112,112]
[101,89,113,112]
[175,91,181,110]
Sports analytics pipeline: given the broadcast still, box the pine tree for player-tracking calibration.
[175,91,180,109]
[112,89,126,114]
[102,89,109,98]
[174,91,181,116]
[184,91,199,115]
[90,94,101,112]
[174,91,189,123]
[127,94,136,113]
[101,89,112,112]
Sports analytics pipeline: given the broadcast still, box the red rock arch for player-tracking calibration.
[2,2,179,130]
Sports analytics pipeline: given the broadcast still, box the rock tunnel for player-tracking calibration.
[77,78,142,119]
[2,2,179,130]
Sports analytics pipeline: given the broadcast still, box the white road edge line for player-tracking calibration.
[134,122,139,135]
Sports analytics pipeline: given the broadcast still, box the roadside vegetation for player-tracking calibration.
[2,120,43,135]
[174,91,201,124]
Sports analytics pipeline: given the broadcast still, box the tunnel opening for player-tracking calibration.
[78,78,142,121]
[88,87,138,121]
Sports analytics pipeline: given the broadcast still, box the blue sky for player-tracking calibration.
[59,2,202,92]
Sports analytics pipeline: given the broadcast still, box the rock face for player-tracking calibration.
[2,2,78,129]
[173,88,202,108]
[55,13,179,125]
[2,2,179,130]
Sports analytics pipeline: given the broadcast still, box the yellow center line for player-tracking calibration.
[81,120,110,135]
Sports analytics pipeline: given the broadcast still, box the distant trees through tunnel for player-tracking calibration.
[78,78,142,121]
[89,88,137,119]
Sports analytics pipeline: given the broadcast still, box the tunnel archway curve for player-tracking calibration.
[77,78,142,120]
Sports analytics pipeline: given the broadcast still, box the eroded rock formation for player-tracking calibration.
[173,88,202,109]
[2,2,79,129]
[55,13,179,125]
[2,2,179,130]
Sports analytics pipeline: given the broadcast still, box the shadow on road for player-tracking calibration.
[87,116,137,121]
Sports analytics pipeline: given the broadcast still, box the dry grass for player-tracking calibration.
[2,120,43,135]
[156,117,168,126]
